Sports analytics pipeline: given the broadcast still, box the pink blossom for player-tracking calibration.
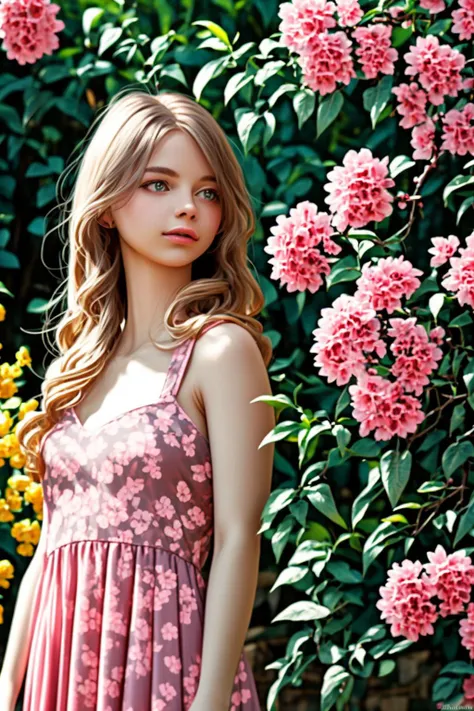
[349,372,425,440]
[463,675,474,701]
[419,0,445,12]
[388,317,443,395]
[411,117,436,161]
[442,232,474,309]
[392,82,428,129]
[430,326,445,345]
[0,0,65,65]
[424,545,474,617]
[355,255,423,313]
[264,200,341,294]
[404,35,465,106]
[278,0,336,53]
[460,603,474,659]
[324,148,394,231]
[310,293,386,386]
[428,235,460,268]
[299,30,356,96]
[335,0,362,26]
[441,104,474,157]
[353,24,398,79]
[376,559,438,641]
[452,0,474,41]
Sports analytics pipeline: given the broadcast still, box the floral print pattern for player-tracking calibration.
[23,320,260,710]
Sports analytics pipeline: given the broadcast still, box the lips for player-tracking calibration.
[163,228,198,241]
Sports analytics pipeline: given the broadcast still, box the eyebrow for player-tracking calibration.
[144,166,217,183]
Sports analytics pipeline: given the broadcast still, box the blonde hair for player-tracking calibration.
[17,88,273,483]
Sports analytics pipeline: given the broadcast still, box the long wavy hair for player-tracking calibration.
[17,89,273,483]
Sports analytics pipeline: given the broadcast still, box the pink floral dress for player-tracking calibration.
[23,320,261,711]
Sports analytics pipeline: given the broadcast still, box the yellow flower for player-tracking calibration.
[17,542,34,557]
[0,499,14,522]
[10,451,26,469]
[10,363,22,378]
[15,346,31,368]
[5,492,22,512]
[0,603,4,624]
[7,472,31,492]
[11,518,41,545]
[0,378,18,399]
[18,399,39,420]
[0,304,5,321]
[0,411,13,436]
[1,433,19,457]
[24,481,43,511]
[0,560,14,589]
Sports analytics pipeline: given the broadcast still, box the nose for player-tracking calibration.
[175,197,197,220]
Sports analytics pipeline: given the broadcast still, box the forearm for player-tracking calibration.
[0,555,45,704]
[195,533,260,709]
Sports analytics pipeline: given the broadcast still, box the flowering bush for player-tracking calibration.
[0,0,474,708]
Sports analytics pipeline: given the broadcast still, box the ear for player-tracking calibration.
[98,212,115,229]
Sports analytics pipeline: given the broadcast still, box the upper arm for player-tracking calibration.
[196,324,275,547]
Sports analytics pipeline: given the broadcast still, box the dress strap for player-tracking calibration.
[160,319,229,399]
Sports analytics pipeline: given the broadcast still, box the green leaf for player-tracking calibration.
[98,27,123,56]
[449,312,473,329]
[392,24,414,47]
[335,386,351,419]
[26,297,50,314]
[224,72,253,105]
[389,155,415,178]
[293,89,316,130]
[454,492,474,546]
[0,251,20,269]
[327,255,360,289]
[442,441,474,477]
[443,175,474,205]
[82,7,104,35]
[192,20,232,49]
[270,565,309,591]
[352,467,383,528]
[320,665,352,711]
[192,56,228,100]
[380,450,412,508]
[362,522,408,576]
[363,76,393,129]
[305,483,348,529]
[234,107,261,154]
[349,439,384,458]
[429,293,445,320]
[457,195,474,225]
[272,600,331,623]
[271,516,294,562]
[326,560,362,584]
[317,91,344,138]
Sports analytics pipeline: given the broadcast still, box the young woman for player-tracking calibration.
[0,89,275,711]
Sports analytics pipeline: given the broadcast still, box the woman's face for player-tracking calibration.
[110,129,223,267]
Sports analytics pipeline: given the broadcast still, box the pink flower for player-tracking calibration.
[404,35,465,106]
[278,0,336,53]
[324,148,394,231]
[388,317,443,396]
[335,0,362,26]
[392,82,428,129]
[442,232,474,309]
[411,117,436,161]
[460,603,474,659]
[299,30,356,96]
[264,200,341,294]
[430,326,445,345]
[419,0,445,12]
[376,559,438,641]
[441,104,474,157]
[463,675,474,701]
[355,255,423,313]
[310,293,386,386]
[353,24,398,79]
[428,235,460,267]
[0,0,65,65]
[349,372,426,440]
[424,545,474,617]
[452,0,474,41]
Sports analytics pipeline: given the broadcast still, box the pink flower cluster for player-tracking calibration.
[324,148,395,232]
[452,0,474,41]
[377,546,474,643]
[353,24,398,80]
[356,255,422,313]
[0,0,65,65]
[428,235,460,268]
[335,0,362,26]
[349,372,425,440]
[310,255,442,440]
[441,104,474,157]
[442,232,474,309]
[392,83,428,129]
[264,200,342,294]
[404,36,465,107]
[388,317,444,396]
[310,294,386,386]
[299,31,356,95]
[420,0,446,12]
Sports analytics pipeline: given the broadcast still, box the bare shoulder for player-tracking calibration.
[192,321,270,399]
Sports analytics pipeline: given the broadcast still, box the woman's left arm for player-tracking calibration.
[190,324,275,711]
